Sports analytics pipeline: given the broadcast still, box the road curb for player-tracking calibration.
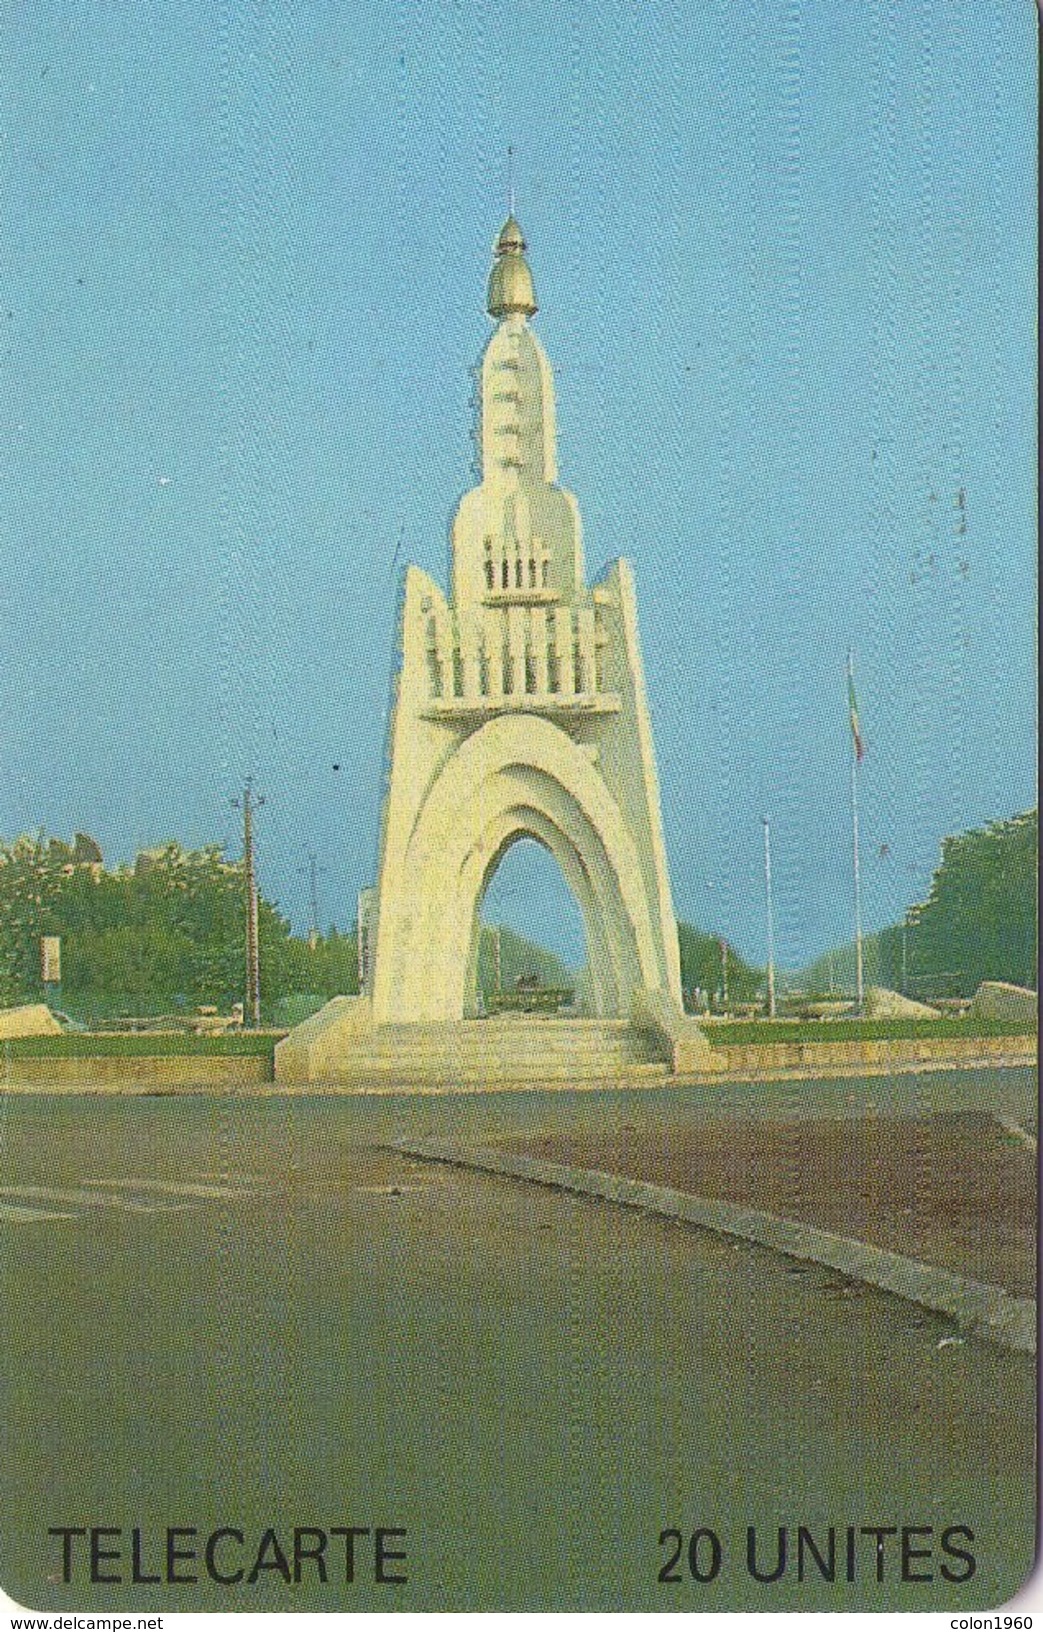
[392,1137,1037,1355]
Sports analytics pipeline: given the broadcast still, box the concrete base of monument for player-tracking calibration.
[273,992,717,1087]
[273,995,376,1083]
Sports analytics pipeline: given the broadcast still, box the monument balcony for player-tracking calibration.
[482,587,558,607]
[419,688,621,722]
[422,599,612,722]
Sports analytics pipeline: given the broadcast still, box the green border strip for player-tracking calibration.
[392,1138,1036,1355]
[704,1017,1036,1045]
[1,1032,281,1057]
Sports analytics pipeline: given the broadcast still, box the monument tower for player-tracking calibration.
[277,215,711,1083]
[367,215,683,1025]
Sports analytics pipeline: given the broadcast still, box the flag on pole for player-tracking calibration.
[847,655,865,762]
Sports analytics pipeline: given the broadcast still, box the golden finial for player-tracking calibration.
[487,206,538,319]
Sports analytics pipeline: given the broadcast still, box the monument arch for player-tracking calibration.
[465,832,591,1016]
[372,708,666,1021]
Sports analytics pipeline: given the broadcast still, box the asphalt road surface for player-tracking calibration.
[0,1077,1035,1612]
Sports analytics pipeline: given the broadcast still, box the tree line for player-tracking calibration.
[0,836,357,1022]
[0,831,765,1021]
[800,808,1037,1000]
[876,809,1037,999]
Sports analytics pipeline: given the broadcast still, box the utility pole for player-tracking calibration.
[233,778,264,1028]
[762,815,776,1019]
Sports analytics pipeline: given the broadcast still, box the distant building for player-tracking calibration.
[72,832,103,866]
[134,842,185,876]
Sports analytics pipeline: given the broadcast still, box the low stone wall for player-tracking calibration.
[0,1055,272,1089]
[970,982,1038,1027]
[0,1004,63,1039]
[0,1030,1033,1092]
[705,1033,1036,1077]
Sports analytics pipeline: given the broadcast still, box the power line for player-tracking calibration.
[299,850,326,950]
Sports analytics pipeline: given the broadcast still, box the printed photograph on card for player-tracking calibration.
[0,0,1036,1615]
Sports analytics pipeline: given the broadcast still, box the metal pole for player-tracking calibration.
[850,735,864,1014]
[846,651,865,1014]
[762,816,776,1018]
[241,777,263,1029]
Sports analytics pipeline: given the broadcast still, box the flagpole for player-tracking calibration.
[848,652,864,1014]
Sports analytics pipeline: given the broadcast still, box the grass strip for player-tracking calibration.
[705,1016,1036,1045]
[2,1032,283,1058]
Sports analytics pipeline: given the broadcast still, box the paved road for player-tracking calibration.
[0,1078,1035,1612]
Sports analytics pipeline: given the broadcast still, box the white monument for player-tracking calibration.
[277,217,710,1082]
[370,215,682,1022]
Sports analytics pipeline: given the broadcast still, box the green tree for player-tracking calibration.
[878,810,1037,998]
[0,835,295,1020]
[676,921,763,1005]
[475,923,573,1005]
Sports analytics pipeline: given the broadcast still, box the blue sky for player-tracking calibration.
[0,0,1036,969]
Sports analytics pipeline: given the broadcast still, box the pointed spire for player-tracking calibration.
[486,209,538,320]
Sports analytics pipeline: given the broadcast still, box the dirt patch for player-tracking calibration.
[505,1109,1037,1297]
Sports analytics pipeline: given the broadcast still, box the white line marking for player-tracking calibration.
[0,1203,78,1222]
[83,1179,254,1199]
[0,1185,191,1213]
